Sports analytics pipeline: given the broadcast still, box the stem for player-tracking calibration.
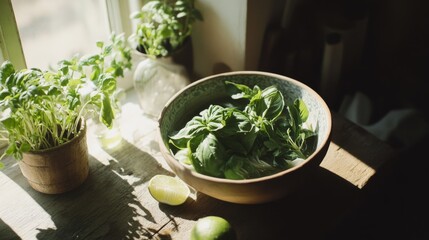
[287,135,306,159]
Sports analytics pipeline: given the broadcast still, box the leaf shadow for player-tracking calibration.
[2,138,174,240]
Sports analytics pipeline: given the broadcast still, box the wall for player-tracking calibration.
[192,0,283,78]
[364,0,429,117]
[246,0,285,70]
[192,0,247,78]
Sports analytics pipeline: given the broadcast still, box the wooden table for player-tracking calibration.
[0,90,396,240]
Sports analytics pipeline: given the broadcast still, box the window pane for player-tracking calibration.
[11,0,109,69]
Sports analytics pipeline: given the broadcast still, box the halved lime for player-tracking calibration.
[191,216,237,240]
[148,174,190,206]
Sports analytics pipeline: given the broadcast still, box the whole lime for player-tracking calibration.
[191,216,237,240]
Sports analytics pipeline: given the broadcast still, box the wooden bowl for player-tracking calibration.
[157,71,332,204]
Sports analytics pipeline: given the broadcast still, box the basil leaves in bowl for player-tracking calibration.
[157,71,332,204]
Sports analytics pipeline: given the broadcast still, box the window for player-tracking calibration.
[11,0,110,69]
[1,0,141,89]
[1,0,140,69]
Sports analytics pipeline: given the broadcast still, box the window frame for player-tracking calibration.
[0,0,26,69]
[105,0,143,37]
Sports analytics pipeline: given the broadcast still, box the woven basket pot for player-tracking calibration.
[18,118,89,194]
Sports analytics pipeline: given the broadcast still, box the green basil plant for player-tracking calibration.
[0,32,132,167]
[169,82,318,180]
[129,0,203,57]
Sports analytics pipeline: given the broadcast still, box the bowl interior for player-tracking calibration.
[159,72,331,162]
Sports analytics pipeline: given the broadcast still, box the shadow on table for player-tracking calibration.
[154,164,361,240]
[0,218,19,240]
[151,114,401,239]
[3,139,174,240]
[324,134,429,240]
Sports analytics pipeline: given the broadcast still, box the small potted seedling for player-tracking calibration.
[0,32,132,194]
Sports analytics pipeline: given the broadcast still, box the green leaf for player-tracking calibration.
[195,133,226,177]
[59,65,69,75]
[261,85,284,121]
[47,86,60,96]
[103,45,113,55]
[0,61,15,85]
[219,110,257,154]
[58,59,72,66]
[96,41,104,48]
[177,12,187,18]
[301,131,318,157]
[60,76,70,86]
[287,103,301,136]
[224,155,248,180]
[169,115,206,148]
[0,89,10,100]
[66,89,80,110]
[230,109,253,133]
[1,117,16,130]
[174,148,192,165]
[225,81,254,100]
[90,66,101,80]
[5,142,18,158]
[19,142,31,153]
[113,67,124,78]
[130,11,142,19]
[187,133,207,153]
[294,98,309,122]
[79,54,100,66]
[100,92,114,128]
[100,75,117,94]
[200,105,225,132]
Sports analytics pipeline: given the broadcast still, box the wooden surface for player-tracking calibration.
[0,92,396,240]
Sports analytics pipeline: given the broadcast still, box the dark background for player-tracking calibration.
[259,0,429,239]
[259,0,429,121]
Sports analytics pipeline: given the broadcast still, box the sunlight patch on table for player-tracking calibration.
[0,171,55,238]
[320,142,376,188]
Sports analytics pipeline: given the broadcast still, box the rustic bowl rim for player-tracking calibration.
[157,70,332,184]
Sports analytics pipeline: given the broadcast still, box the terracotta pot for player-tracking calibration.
[18,119,89,194]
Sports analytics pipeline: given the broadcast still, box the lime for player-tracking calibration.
[191,216,237,240]
[148,175,190,206]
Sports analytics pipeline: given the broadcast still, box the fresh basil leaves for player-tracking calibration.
[169,81,317,179]
[0,33,132,163]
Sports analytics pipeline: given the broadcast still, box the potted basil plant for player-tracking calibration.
[129,0,203,59]
[129,0,203,117]
[0,32,132,194]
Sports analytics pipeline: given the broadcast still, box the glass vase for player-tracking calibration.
[133,56,190,118]
[92,117,122,149]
